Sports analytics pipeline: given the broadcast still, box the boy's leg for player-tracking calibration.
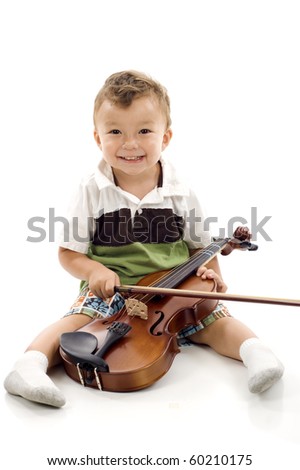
[189,316,284,393]
[4,314,91,407]
[27,313,93,367]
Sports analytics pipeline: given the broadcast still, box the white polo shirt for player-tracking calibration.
[59,157,211,285]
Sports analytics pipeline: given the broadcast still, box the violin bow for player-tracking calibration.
[117,227,300,307]
[116,285,300,307]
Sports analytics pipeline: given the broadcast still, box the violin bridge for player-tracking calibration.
[125,298,148,320]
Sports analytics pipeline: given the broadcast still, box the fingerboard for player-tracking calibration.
[153,239,229,290]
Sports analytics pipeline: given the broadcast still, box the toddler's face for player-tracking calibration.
[93,96,172,178]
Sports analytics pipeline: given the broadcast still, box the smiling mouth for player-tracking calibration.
[119,156,144,161]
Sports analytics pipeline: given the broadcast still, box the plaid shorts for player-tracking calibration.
[64,285,126,319]
[64,286,231,342]
[177,302,231,345]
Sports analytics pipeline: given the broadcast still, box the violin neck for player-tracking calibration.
[154,239,228,290]
[191,239,229,268]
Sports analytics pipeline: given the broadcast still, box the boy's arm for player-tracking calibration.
[58,247,120,298]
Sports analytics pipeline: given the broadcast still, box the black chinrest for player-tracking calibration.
[60,321,132,373]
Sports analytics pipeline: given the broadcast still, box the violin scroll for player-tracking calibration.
[219,226,258,256]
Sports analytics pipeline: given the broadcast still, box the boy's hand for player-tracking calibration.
[196,266,227,293]
[88,265,120,299]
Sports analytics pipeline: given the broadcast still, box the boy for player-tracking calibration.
[4,71,284,407]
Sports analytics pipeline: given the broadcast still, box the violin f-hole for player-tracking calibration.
[149,310,165,336]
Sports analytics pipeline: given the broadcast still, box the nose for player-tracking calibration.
[122,136,138,150]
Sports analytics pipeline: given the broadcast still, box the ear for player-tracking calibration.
[94,129,102,150]
[161,128,173,151]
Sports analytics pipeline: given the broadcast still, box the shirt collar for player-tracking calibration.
[94,156,189,197]
[159,157,190,197]
[94,159,115,189]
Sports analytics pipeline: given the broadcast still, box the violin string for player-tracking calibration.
[122,233,250,306]
[126,249,205,303]
[123,250,202,302]
[123,239,228,304]
[152,240,227,289]
[133,242,225,302]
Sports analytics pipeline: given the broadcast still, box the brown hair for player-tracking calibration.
[93,70,171,129]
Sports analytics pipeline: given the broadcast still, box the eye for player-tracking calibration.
[139,129,151,134]
[109,129,121,135]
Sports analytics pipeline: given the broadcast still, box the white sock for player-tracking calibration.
[4,350,66,407]
[239,338,284,393]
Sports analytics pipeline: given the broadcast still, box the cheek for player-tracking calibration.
[146,137,165,153]
[100,139,117,153]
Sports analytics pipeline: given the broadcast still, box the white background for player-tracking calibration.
[0,1,299,469]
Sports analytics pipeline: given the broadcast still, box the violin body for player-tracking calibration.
[60,228,259,392]
[60,273,217,392]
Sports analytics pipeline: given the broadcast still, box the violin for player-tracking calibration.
[59,227,299,391]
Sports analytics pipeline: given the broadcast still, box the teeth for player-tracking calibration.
[122,156,141,160]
